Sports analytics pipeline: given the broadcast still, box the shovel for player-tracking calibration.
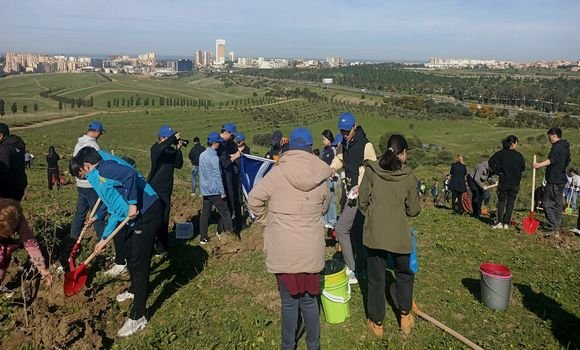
[64,217,130,297]
[522,155,540,235]
[67,198,101,271]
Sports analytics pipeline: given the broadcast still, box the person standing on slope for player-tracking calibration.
[330,112,377,284]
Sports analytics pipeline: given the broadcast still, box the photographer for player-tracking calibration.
[147,125,184,254]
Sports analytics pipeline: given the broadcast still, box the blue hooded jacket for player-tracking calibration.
[88,150,159,239]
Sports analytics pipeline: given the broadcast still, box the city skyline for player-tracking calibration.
[1,0,579,61]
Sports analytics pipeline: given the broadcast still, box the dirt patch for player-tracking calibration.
[535,229,580,250]
[1,274,125,350]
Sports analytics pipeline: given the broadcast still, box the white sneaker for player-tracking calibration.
[116,291,134,302]
[491,222,504,229]
[117,316,147,337]
[105,264,128,277]
[345,267,358,285]
[503,224,509,230]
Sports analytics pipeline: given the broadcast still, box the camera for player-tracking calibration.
[178,139,190,147]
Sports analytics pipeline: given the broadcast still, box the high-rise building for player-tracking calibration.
[204,51,212,66]
[176,59,193,72]
[215,39,226,65]
[195,50,204,67]
[228,51,235,63]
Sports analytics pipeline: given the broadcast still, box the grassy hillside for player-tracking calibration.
[0,75,578,349]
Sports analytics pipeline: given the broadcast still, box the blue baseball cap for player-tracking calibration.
[208,131,225,144]
[289,127,313,151]
[332,133,343,146]
[158,125,175,138]
[88,121,105,132]
[222,123,237,134]
[234,133,246,143]
[337,112,355,130]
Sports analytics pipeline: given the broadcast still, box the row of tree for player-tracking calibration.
[105,95,281,109]
[40,88,94,109]
[240,64,580,114]
[0,99,39,117]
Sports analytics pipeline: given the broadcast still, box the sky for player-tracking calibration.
[1,0,579,61]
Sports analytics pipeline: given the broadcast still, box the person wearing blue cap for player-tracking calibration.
[199,132,233,244]
[234,133,251,155]
[330,112,377,285]
[69,147,162,337]
[70,121,106,263]
[147,125,184,255]
[249,127,332,350]
[219,123,243,233]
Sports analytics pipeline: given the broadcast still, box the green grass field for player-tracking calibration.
[1,73,579,349]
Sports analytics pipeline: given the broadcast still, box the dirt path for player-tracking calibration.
[33,78,48,90]
[11,110,143,131]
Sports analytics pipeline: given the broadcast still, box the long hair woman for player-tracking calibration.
[359,134,421,336]
[321,129,337,230]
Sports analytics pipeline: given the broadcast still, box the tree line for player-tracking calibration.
[239,64,580,114]
[40,88,94,109]
[0,98,39,118]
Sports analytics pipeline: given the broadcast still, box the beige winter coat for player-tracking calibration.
[248,150,332,274]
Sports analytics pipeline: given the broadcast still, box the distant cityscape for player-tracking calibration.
[1,38,579,76]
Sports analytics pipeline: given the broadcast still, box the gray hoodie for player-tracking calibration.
[73,135,100,188]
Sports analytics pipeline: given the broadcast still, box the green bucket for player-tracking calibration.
[321,260,351,324]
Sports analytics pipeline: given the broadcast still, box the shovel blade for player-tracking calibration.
[522,212,539,235]
[63,263,88,297]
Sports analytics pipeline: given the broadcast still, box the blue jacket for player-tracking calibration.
[88,151,159,239]
[199,147,225,197]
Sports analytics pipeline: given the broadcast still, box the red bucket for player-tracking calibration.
[480,263,512,279]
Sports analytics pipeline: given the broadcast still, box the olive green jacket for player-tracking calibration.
[358,160,421,254]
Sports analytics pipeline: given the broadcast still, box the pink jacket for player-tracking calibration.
[0,218,45,284]
[248,150,332,274]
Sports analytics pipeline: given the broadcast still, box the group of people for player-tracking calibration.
[0,113,577,348]
[445,128,574,235]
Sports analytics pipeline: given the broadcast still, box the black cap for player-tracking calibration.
[0,123,9,137]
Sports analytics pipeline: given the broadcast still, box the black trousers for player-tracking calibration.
[367,248,414,323]
[47,167,60,190]
[225,174,243,232]
[467,176,484,217]
[155,192,171,250]
[124,201,163,320]
[543,183,566,231]
[451,190,464,213]
[497,188,518,225]
[200,195,233,240]
[113,228,127,265]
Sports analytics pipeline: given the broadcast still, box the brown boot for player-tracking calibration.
[400,313,415,335]
[367,319,384,337]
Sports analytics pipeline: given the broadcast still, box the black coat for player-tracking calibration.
[0,134,28,200]
[449,162,467,192]
[148,135,184,195]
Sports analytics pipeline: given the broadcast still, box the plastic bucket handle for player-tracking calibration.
[322,284,351,304]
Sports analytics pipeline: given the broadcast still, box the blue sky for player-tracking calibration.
[1,0,578,61]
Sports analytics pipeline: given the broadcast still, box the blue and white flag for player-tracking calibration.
[240,154,276,219]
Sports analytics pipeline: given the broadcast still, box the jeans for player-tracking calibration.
[335,203,365,273]
[125,201,162,320]
[543,183,566,231]
[200,195,233,240]
[367,249,414,323]
[323,180,337,228]
[191,166,199,194]
[70,187,105,239]
[278,279,320,350]
[496,188,518,225]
